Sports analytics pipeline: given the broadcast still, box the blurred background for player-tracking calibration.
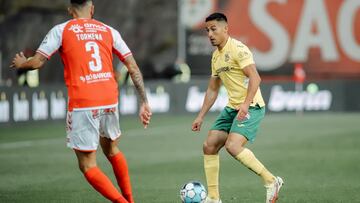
[0,1,360,202]
[0,0,359,124]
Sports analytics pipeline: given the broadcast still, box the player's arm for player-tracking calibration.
[123,55,152,128]
[111,27,151,128]
[198,76,222,118]
[11,52,47,70]
[192,76,222,131]
[237,64,261,120]
[11,24,61,70]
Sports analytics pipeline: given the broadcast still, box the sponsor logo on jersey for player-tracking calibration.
[68,24,84,33]
[216,66,232,74]
[79,72,113,83]
[84,23,107,32]
[224,53,230,62]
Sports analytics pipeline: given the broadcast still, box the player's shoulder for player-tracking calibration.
[212,45,221,55]
[66,18,108,29]
[89,19,109,27]
[229,38,249,50]
[211,49,219,58]
[89,19,117,32]
[229,38,253,58]
[47,20,71,36]
[59,19,76,28]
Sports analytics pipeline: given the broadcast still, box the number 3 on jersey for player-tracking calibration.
[85,41,102,72]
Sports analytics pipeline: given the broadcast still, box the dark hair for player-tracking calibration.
[70,0,91,5]
[205,12,227,23]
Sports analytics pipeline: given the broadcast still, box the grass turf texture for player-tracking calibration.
[1,113,360,203]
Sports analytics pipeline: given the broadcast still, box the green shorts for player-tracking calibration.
[210,105,265,142]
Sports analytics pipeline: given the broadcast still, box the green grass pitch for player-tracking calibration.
[1,113,360,203]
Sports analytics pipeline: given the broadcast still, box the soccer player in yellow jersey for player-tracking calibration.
[191,13,284,203]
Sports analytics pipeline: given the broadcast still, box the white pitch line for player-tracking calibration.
[0,124,190,150]
[0,138,63,149]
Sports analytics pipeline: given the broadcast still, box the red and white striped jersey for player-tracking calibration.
[37,18,132,111]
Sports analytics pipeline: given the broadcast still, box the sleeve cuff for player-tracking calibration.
[36,50,50,60]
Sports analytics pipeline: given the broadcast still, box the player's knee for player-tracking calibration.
[203,141,218,155]
[74,150,97,173]
[100,137,120,156]
[102,145,120,158]
[225,141,238,156]
[79,159,96,173]
[78,160,97,173]
[78,164,87,173]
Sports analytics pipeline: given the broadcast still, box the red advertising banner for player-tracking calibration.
[184,0,360,78]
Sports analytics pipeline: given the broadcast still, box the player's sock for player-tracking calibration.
[84,166,128,203]
[108,151,134,203]
[204,154,220,200]
[235,148,275,185]
[260,168,276,186]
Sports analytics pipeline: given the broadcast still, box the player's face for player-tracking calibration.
[205,20,228,47]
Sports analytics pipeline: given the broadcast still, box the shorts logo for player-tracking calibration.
[237,124,245,128]
[104,107,116,114]
[92,108,116,119]
[92,110,100,119]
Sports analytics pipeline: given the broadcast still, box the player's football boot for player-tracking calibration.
[265,176,284,203]
[204,197,222,203]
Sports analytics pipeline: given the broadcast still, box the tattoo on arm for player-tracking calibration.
[129,69,148,103]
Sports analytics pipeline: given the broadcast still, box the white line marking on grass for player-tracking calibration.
[0,138,63,150]
[0,124,188,150]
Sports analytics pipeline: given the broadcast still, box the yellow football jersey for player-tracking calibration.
[211,37,265,109]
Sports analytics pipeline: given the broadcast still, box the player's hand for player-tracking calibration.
[236,103,249,120]
[191,117,203,132]
[139,102,152,129]
[10,52,27,68]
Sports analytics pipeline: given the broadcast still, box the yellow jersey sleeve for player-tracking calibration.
[234,45,255,69]
[211,52,219,77]
[211,63,218,77]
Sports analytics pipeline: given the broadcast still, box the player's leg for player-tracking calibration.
[225,134,283,203]
[226,106,283,202]
[203,130,227,203]
[225,133,275,184]
[100,136,134,203]
[203,130,228,155]
[204,107,235,202]
[67,110,127,203]
[74,150,127,203]
[99,106,134,203]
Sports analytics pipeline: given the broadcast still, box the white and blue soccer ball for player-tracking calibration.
[180,181,207,203]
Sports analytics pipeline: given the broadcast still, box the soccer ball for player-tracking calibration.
[180,181,207,203]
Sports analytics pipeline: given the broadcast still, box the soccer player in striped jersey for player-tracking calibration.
[191,13,284,203]
[11,0,151,202]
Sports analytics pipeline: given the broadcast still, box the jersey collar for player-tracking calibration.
[218,37,231,53]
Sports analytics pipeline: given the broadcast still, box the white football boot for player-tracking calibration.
[204,197,222,203]
[265,176,284,203]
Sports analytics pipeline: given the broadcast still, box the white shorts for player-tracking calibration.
[66,106,121,151]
